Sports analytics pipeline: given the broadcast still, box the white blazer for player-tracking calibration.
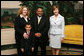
[49,14,65,38]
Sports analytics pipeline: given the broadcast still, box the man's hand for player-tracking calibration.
[21,48,24,53]
[23,33,28,39]
[32,47,34,52]
[35,33,42,37]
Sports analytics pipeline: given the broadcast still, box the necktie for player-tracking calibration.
[26,31,30,39]
[38,16,41,24]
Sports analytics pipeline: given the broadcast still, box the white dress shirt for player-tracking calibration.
[20,14,28,22]
[49,14,65,38]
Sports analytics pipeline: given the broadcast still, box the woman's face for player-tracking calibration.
[22,8,28,16]
[53,8,59,16]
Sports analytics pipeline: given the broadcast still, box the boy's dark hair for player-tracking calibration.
[25,22,31,27]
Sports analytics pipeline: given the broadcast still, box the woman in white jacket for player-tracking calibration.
[48,5,65,55]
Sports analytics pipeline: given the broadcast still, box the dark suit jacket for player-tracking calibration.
[30,15,50,43]
[21,30,35,48]
[14,15,31,46]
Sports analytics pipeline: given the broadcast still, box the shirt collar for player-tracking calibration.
[26,31,30,34]
[20,14,28,19]
[53,14,61,18]
[37,16,42,19]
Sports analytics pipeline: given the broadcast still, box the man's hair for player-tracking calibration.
[36,7,43,11]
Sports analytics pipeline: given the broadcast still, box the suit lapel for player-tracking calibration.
[35,16,38,26]
[19,15,28,23]
[20,17,27,24]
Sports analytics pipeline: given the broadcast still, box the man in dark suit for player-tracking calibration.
[31,7,50,55]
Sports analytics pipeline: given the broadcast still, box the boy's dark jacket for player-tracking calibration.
[21,29,35,48]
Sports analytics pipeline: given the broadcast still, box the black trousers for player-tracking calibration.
[15,37,22,55]
[21,39,33,55]
[33,37,46,55]
[22,47,32,55]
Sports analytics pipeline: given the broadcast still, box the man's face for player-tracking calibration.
[36,8,43,16]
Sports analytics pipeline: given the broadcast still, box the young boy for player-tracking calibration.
[21,23,35,55]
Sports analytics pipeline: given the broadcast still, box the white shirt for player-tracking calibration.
[37,16,42,20]
[49,14,65,38]
[20,14,28,22]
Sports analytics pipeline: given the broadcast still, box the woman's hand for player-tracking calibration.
[23,33,27,39]
[61,37,64,42]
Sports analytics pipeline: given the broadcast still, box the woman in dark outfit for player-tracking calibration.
[14,6,31,55]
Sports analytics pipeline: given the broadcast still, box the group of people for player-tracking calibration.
[14,5,65,55]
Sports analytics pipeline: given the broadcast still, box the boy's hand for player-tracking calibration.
[21,48,24,53]
[32,47,34,52]
[23,33,28,39]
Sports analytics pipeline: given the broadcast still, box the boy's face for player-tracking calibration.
[25,25,31,31]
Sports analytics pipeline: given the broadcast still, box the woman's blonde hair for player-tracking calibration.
[17,6,30,17]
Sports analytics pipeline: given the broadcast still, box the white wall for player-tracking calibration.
[1,1,21,8]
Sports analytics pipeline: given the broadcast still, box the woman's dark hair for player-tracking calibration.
[52,5,59,11]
